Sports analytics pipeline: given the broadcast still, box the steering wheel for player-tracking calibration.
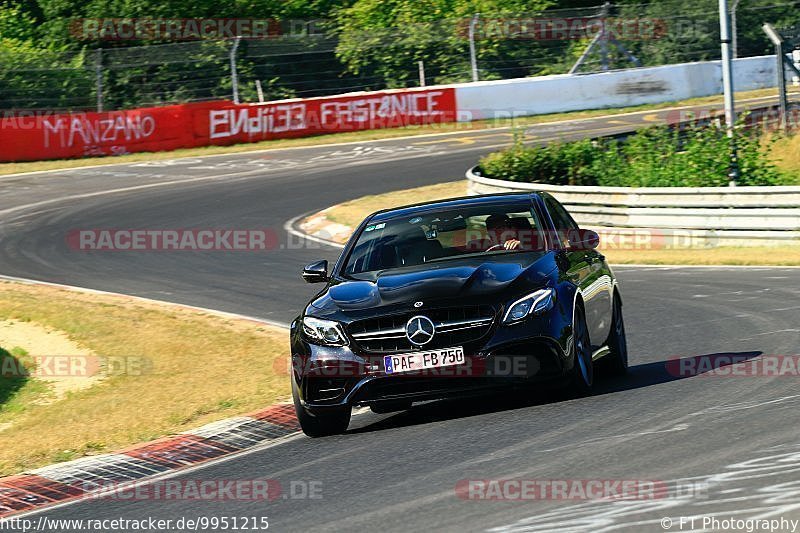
[485,243,505,252]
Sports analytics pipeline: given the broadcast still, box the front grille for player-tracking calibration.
[348,305,496,354]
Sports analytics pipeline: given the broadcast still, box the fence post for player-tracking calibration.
[95,48,104,112]
[255,80,265,103]
[731,0,741,59]
[777,41,788,130]
[719,0,739,185]
[793,49,800,86]
[569,2,638,74]
[569,31,602,74]
[418,61,426,87]
[764,24,788,131]
[600,2,611,71]
[230,36,242,104]
[468,14,480,82]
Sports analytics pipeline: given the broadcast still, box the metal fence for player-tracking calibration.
[2,1,799,112]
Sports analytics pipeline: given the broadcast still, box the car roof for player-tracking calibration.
[368,192,541,222]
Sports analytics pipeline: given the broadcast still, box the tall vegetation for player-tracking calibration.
[478,124,785,187]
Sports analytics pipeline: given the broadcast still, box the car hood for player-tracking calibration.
[309,252,556,317]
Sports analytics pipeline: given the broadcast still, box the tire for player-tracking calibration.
[293,385,351,437]
[602,293,628,376]
[566,303,594,396]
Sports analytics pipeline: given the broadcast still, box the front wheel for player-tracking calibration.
[293,385,351,437]
[566,304,594,396]
[602,294,628,376]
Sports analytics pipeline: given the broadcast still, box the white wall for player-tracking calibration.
[455,56,777,121]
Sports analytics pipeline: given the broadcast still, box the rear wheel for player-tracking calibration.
[602,294,628,376]
[567,304,594,396]
[293,384,351,437]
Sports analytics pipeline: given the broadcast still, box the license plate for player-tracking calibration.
[384,347,465,374]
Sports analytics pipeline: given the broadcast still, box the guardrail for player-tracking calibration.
[467,167,800,246]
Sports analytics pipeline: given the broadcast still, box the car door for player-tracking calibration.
[542,194,612,350]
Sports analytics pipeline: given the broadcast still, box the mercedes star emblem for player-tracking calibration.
[406,315,435,345]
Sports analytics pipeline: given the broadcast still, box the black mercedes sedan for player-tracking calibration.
[290,192,627,436]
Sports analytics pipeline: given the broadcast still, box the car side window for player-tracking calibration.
[544,196,579,248]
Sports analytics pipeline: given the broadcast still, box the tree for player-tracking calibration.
[334,0,554,87]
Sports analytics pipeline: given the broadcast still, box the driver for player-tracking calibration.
[483,214,521,251]
[463,214,527,252]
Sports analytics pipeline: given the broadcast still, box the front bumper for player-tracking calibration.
[291,323,570,411]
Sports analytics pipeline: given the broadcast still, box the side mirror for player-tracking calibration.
[568,229,600,251]
[302,260,329,283]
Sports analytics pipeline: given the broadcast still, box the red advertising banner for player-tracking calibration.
[0,104,198,162]
[0,87,457,163]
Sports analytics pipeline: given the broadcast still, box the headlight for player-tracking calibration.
[503,288,555,324]
[302,316,348,346]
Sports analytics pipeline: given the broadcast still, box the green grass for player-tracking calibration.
[0,346,49,420]
[766,133,800,185]
[603,246,800,266]
[0,281,290,475]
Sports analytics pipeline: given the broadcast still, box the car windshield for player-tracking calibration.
[342,204,546,277]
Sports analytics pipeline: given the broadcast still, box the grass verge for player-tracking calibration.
[766,133,800,184]
[0,281,290,476]
[306,180,800,266]
[601,247,800,266]
[0,88,790,177]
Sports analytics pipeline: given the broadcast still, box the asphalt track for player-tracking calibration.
[1,96,800,532]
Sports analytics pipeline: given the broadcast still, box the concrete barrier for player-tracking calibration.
[455,56,776,121]
[467,167,800,247]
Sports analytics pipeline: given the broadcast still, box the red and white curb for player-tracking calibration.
[0,403,300,518]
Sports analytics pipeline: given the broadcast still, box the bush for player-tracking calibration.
[478,123,786,187]
[479,131,599,186]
